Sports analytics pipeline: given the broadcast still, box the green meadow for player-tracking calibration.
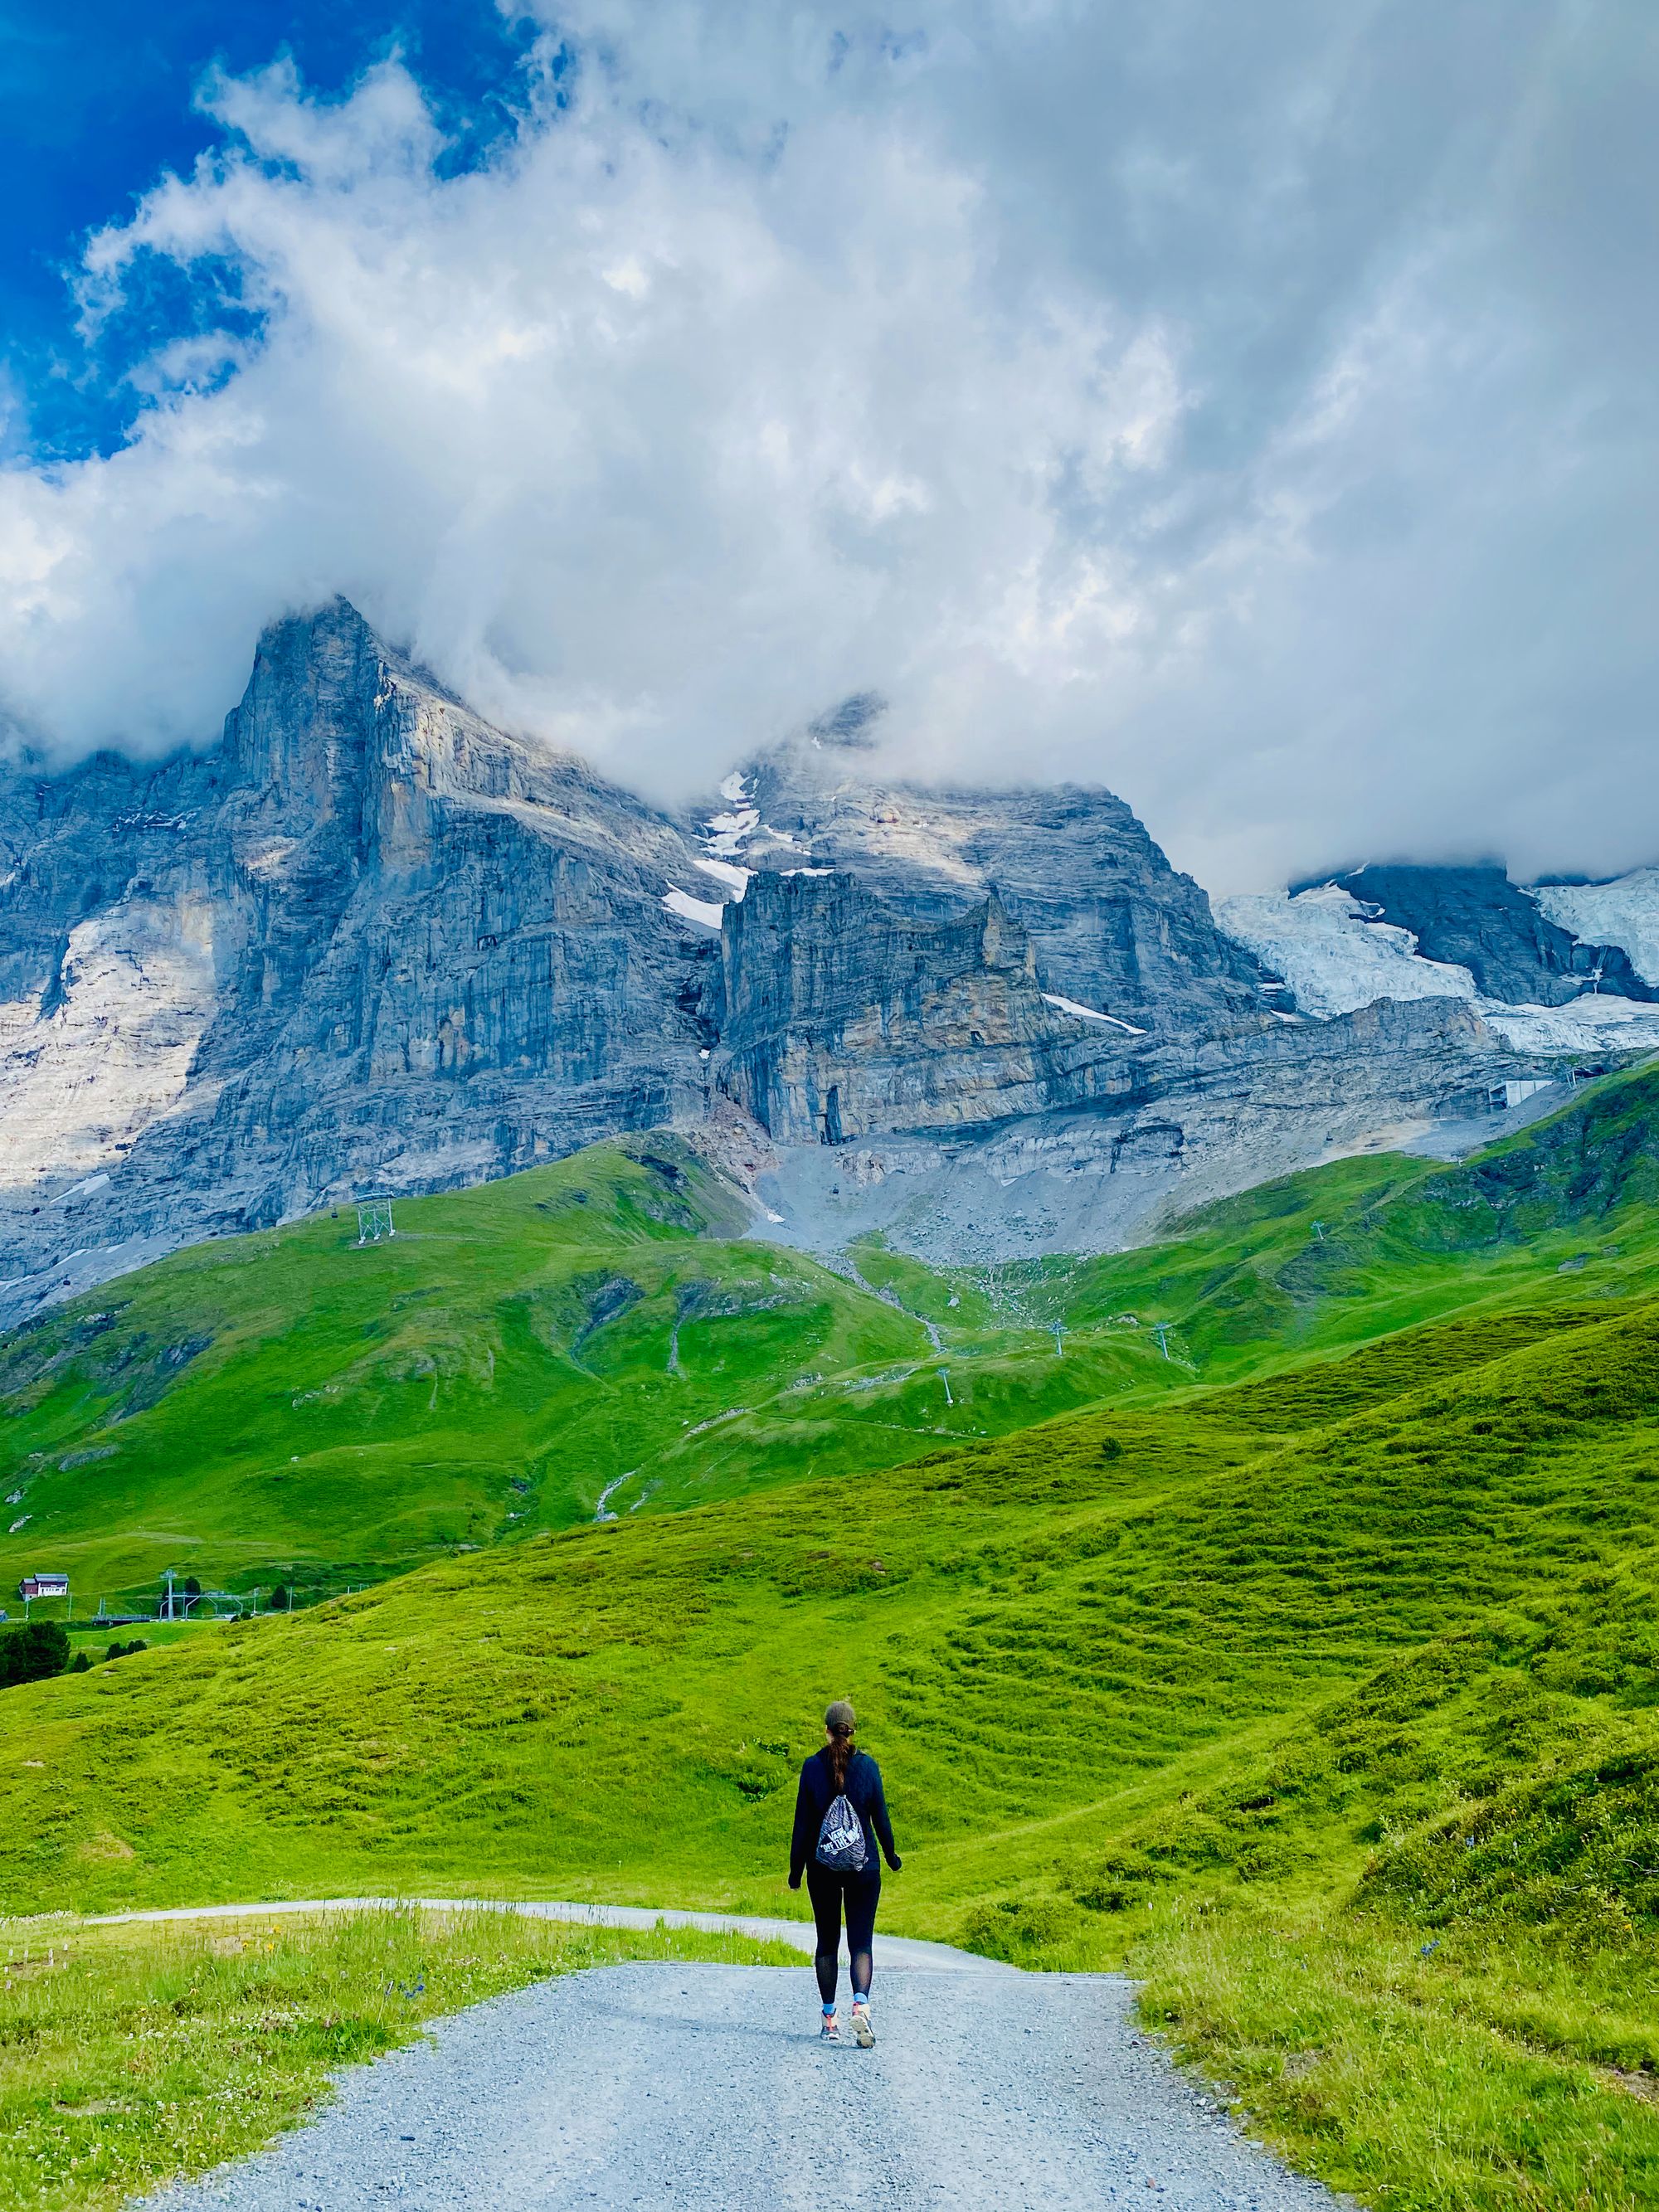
[5,1067,1659,2205]
[4,1283,1653,1919]
[0,1137,1172,1613]
[9,1066,1659,1620]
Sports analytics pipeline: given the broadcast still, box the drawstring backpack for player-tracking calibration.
[815,1780,868,1872]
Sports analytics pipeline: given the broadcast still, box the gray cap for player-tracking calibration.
[824,1699,857,1732]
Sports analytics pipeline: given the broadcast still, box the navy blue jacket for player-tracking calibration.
[790,1747,900,1884]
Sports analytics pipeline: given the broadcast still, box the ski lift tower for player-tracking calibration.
[356,1195,396,1245]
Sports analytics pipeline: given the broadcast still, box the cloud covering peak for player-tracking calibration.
[2,1,1654,892]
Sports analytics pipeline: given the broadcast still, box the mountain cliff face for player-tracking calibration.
[719,872,1145,1145]
[711,726,1269,1035]
[0,601,1634,1315]
[0,601,723,1312]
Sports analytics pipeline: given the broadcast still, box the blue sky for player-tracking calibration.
[1,0,538,457]
[0,2,1654,891]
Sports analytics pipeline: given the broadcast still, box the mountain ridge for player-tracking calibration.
[2,597,1654,1320]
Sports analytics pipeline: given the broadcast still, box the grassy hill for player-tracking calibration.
[0,1137,1171,1612]
[7,1064,1659,1623]
[4,1252,1659,2199]
[1021,1056,1659,1371]
[5,1286,1652,1921]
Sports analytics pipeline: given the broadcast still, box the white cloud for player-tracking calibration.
[1,2,1654,894]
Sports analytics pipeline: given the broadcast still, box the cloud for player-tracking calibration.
[1,2,1654,892]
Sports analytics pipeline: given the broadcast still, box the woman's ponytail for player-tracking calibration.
[829,1729,852,1788]
[824,1698,857,1788]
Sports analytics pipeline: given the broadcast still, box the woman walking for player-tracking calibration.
[788,1699,901,2045]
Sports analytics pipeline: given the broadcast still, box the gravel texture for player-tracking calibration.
[140,1961,1339,2211]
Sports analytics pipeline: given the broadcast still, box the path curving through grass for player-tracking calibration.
[86,1892,1010,1974]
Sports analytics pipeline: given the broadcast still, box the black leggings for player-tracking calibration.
[806,1864,882,2005]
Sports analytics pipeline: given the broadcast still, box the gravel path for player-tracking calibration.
[137,1954,1340,2211]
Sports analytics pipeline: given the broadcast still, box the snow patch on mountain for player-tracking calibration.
[1041,993,1146,1034]
[693,856,751,897]
[699,770,816,876]
[1535,871,1659,987]
[661,887,723,931]
[704,806,761,858]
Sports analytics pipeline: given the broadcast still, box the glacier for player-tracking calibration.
[1535,871,1659,988]
[1217,882,1659,1054]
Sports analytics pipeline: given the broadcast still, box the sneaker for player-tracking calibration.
[851,2003,875,2048]
[820,2015,840,2039]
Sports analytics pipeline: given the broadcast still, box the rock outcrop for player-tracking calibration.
[719,871,1143,1144]
[712,724,1272,1035]
[754,993,1511,1264]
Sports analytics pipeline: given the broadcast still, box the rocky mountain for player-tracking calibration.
[716,717,1268,1033]
[0,601,727,1315]
[1,600,1652,1315]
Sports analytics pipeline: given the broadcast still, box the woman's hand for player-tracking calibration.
[888,1855,902,1873]
[788,1873,801,1890]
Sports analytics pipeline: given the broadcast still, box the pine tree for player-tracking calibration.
[0,1621,70,1689]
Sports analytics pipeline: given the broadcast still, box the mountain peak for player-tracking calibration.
[226,596,390,790]
[806,690,887,750]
